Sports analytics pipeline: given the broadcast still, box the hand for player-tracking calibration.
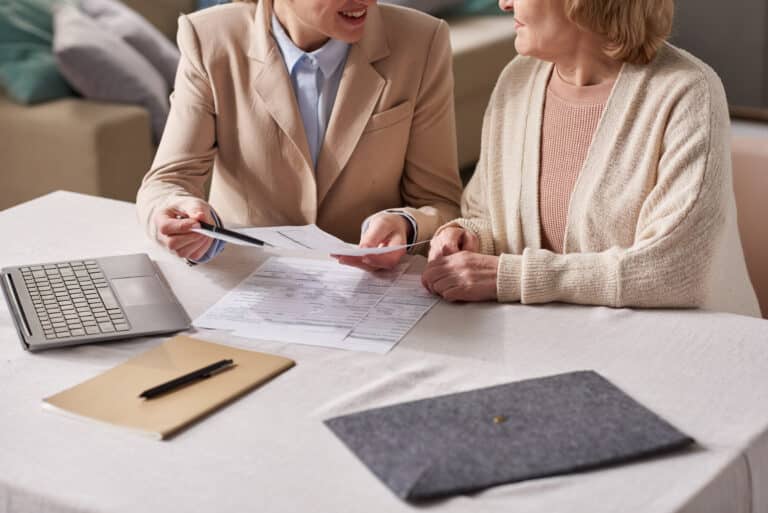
[335,213,409,271]
[428,226,479,262]
[153,197,215,261]
[421,251,499,302]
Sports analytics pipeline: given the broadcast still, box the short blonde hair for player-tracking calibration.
[564,0,674,65]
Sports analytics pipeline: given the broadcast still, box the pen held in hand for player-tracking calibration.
[197,221,272,247]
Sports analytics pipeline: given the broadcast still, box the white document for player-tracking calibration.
[194,256,438,353]
[192,224,429,256]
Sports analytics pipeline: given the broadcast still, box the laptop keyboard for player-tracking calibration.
[19,260,130,340]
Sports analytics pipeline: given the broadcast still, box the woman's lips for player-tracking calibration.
[339,8,368,26]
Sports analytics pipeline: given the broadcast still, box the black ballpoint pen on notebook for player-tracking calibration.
[197,221,272,247]
[139,359,236,400]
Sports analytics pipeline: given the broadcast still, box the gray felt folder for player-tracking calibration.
[324,371,694,501]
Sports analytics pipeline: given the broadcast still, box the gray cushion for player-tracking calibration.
[79,0,180,89]
[53,3,168,142]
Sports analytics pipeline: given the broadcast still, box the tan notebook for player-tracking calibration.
[42,335,295,439]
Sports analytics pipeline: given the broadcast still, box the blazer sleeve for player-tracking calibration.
[135,14,217,241]
[496,70,730,307]
[386,20,463,243]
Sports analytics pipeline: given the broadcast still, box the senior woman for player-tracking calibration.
[422,0,760,316]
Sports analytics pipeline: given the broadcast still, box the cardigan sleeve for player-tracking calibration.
[499,69,730,307]
[435,85,498,256]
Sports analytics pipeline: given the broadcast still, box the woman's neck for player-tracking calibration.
[273,0,329,52]
[553,33,622,87]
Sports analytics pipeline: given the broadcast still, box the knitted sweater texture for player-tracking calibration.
[539,71,613,253]
[452,44,760,316]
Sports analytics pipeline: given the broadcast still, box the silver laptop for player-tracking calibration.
[1,254,190,352]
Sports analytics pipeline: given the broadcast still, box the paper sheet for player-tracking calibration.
[194,257,438,353]
[191,224,429,256]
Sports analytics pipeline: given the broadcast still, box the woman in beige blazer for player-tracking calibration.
[422,0,760,316]
[136,0,462,268]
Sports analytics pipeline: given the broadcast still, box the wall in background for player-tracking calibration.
[671,0,768,117]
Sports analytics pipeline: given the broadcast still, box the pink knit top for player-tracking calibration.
[539,69,614,253]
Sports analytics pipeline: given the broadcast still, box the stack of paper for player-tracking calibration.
[194,257,437,353]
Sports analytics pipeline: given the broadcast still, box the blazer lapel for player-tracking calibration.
[315,5,389,205]
[248,0,313,172]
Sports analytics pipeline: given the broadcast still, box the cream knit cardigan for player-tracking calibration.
[452,44,761,317]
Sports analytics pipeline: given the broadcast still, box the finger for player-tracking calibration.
[459,230,480,253]
[335,256,379,272]
[361,248,406,270]
[441,238,460,257]
[164,233,206,253]
[441,228,466,256]
[360,223,393,248]
[171,199,213,221]
[421,260,449,290]
[441,286,467,303]
[428,237,453,261]
[428,231,461,261]
[420,271,441,295]
[185,206,213,224]
[187,238,214,261]
[335,255,364,266]
[431,274,460,297]
[421,273,430,292]
[428,241,443,262]
[157,216,201,237]
[170,234,209,257]
[360,215,407,249]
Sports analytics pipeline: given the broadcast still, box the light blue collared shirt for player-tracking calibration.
[271,13,349,167]
[194,17,349,264]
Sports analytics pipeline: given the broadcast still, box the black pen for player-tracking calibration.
[139,359,236,400]
[198,221,271,247]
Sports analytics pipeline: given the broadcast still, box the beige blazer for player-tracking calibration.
[137,0,462,244]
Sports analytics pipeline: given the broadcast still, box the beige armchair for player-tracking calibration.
[732,134,768,318]
[0,0,196,212]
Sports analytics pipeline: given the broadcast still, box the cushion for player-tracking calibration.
[53,3,169,142]
[444,0,504,16]
[0,45,74,103]
[379,0,465,15]
[78,0,180,89]
[197,0,228,9]
[0,0,73,104]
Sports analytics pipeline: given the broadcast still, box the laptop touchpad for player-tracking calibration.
[111,276,171,307]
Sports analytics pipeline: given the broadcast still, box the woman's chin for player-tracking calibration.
[514,39,531,56]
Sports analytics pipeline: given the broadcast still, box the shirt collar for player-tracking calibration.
[271,13,349,78]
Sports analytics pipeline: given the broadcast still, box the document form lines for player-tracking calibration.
[193,257,437,353]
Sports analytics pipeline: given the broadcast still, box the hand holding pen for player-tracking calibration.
[152,198,216,261]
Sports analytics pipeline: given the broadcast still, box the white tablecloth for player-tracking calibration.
[1,191,768,513]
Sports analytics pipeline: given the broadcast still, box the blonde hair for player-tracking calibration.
[564,0,674,65]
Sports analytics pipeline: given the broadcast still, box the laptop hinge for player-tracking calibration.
[3,273,32,338]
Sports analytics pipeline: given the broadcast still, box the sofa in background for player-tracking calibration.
[1,0,195,212]
[0,0,516,211]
